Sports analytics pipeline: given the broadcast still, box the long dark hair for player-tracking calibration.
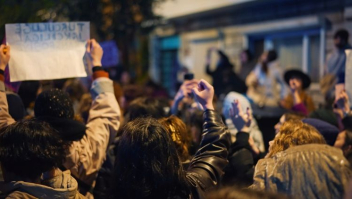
[112,117,190,199]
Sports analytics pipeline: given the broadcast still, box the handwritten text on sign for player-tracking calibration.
[6,22,90,81]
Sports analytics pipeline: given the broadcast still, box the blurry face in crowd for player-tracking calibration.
[334,130,352,156]
[334,130,346,149]
[121,71,131,85]
[260,52,268,63]
[289,77,303,90]
[334,37,344,49]
[274,115,286,134]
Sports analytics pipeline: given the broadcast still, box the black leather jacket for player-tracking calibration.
[186,109,231,199]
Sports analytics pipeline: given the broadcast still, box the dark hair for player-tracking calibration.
[34,88,74,119]
[124,97,167,122]
[343,130,352,149]
[0,119,67,180]
[334,29,349,43]
[112,117,189,199]
[63,79,87,102]
[190,110,204,145]
[267,50,278,63]
[18,81,40,109]
[217,50,233,69]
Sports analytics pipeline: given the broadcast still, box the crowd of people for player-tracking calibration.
[0,29,350,199]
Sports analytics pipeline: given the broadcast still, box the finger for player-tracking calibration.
[91,39,97,45]
[6,45,10,56]
[91,39,100,49]
[235,99,244,115]
[229,107,234,117]
[233,100,240,116]
[0,45,4,55]
[342,92,349,100]
[230,102,237,116]
[86,40,91,53]
[199,79,212,90]
[247,107,253,123]
[184,88,194,96]
[184,81,199,88]
[231,100,236,111]
[184,79,199,85]
[192,87,200,97]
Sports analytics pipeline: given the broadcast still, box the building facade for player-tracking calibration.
[150,0,352,103]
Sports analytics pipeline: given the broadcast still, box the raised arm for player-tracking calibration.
[63,39,121,189]
[334,90,351,131]
[0,44,16,129]
[170,80,198,115]
[186,79,231,198]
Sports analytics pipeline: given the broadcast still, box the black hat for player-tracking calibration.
[6,92,26,121]
[34,88,85,141]
[34,88,74,119]
[284,69,311,90]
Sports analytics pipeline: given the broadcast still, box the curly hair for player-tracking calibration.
[112,117,189,199]
[267,120,326,158]
[0,119,67,180]
[158,115,191,162]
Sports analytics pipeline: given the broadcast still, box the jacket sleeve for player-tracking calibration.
[186,109,231,195]
[0,75,16,129]
[63,73,121,187]
[223,132,255,186]
[250,158,267,190]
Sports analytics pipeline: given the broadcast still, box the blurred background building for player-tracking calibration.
[150,0,352,100]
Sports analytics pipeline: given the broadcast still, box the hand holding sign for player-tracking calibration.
[86,39,103,67]
[0,44,10,70]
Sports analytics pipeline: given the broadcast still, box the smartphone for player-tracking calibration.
[184,73,194,80]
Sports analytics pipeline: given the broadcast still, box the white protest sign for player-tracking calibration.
[6,22,90,82]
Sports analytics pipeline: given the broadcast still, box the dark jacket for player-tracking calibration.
[251,144,351,199]
[186,109,231,199]
[222,132,255,187]
[206,51,247,96]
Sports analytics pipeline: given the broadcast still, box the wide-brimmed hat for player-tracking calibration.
[284,69,311,89]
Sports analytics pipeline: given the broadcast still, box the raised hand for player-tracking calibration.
[0,44,10,70]
[290,80,299,93]
[229,99,252,132]
[192,79,214,110]
[86,39,103,66]
[174,80,199,103]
